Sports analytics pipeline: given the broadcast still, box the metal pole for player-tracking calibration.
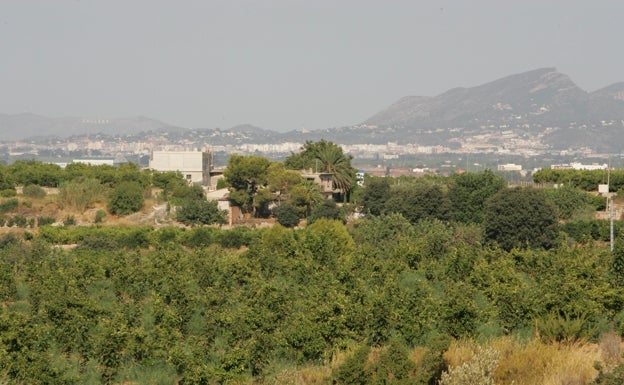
[611,197,614,252]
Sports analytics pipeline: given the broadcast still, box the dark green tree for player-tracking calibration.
[308,199,345,225]
[360,177,391,216]
[384,182,450,224]
[484,187,559,251]
[449,170,506,223]
[274,204,300,228]
[223,155,271,214]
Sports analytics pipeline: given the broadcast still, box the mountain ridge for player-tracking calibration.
[2,68,624,152]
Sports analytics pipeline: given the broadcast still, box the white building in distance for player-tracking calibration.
[497,163,522,171]
[149,150,213,185]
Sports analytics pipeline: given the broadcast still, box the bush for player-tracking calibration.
[176,199,227,226]
[37,216,55,227]
[308,199,345,225]
[63,215,76,226]
[121,228,152,249]
[7,215,28,228]
[216,178,227,190]
[218,227,256,249]
[22,184,46,199]
[152,227,183,245]
[0,189,16,197]
[595,362,624,384]
[108,181,145,215]
[439,347,498,385]
[0,199,19,213]
[59,178,103,212]
[94,209,106,224]
[77,235,120,251]
[368,340,416,384]
[182,227,217,248]
[332,345,370,385]
[274,204,300,228]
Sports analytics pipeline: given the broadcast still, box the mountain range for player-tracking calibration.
[2,68,624,152]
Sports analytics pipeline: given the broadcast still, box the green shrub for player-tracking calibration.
[37,216,55,227]
[108,181,145,215]
[0,198,19,213]
[63,215,76,226]
[94,209,106,224]
[0,189,16,197]
[154,226,184,246]
[218,226,256,249]
[176,199,227,226]
[537,312,596,344]
[368,340,416,384]
[274,204,300,228]
[7,215,27,228]
[595,362,624,384]
[561,220,620,242]
[308,199,345,225]
[77,235,120,251]
[0,233,19,248]
[216,178,227,190]
[332,345,370,385]
[22,184,46,199]
[121,228,151,248]
[182,227,217,248]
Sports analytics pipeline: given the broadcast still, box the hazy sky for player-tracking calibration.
[2,1,623,132]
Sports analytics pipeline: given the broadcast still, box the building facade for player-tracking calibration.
[149,150,213,185]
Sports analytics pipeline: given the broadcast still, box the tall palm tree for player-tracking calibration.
[314,143,355,198]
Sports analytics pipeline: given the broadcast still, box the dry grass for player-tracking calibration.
[408,346,428,367]
[599,330,622,369]
[444,337,602,385]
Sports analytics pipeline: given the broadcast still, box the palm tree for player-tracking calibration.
[313,142,355,199]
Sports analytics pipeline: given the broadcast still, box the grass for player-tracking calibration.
[443,337,603,385]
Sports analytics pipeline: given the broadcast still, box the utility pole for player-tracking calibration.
[608,158,614,252]
[611,196,614,252]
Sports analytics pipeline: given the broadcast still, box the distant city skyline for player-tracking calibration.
[2,0,623,132]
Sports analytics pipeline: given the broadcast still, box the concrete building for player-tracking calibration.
[497,163,522,171]
[301,171,336,199]
[149,150,213,185]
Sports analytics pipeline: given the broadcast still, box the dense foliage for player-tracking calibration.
[108,181,145,215]
[176,198,227,226]
[484,187,559,251]
[0,211,623,383]
[1,161,624,383]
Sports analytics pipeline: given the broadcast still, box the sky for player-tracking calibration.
[1,0,623,132]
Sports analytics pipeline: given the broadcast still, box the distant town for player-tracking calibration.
[1,122,620,183]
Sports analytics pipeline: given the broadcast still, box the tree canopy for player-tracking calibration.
[484,187,559,251]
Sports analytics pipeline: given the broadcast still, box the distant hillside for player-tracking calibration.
[362,68,624,150]
[0,113,181,141]
[365,68,624,127]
